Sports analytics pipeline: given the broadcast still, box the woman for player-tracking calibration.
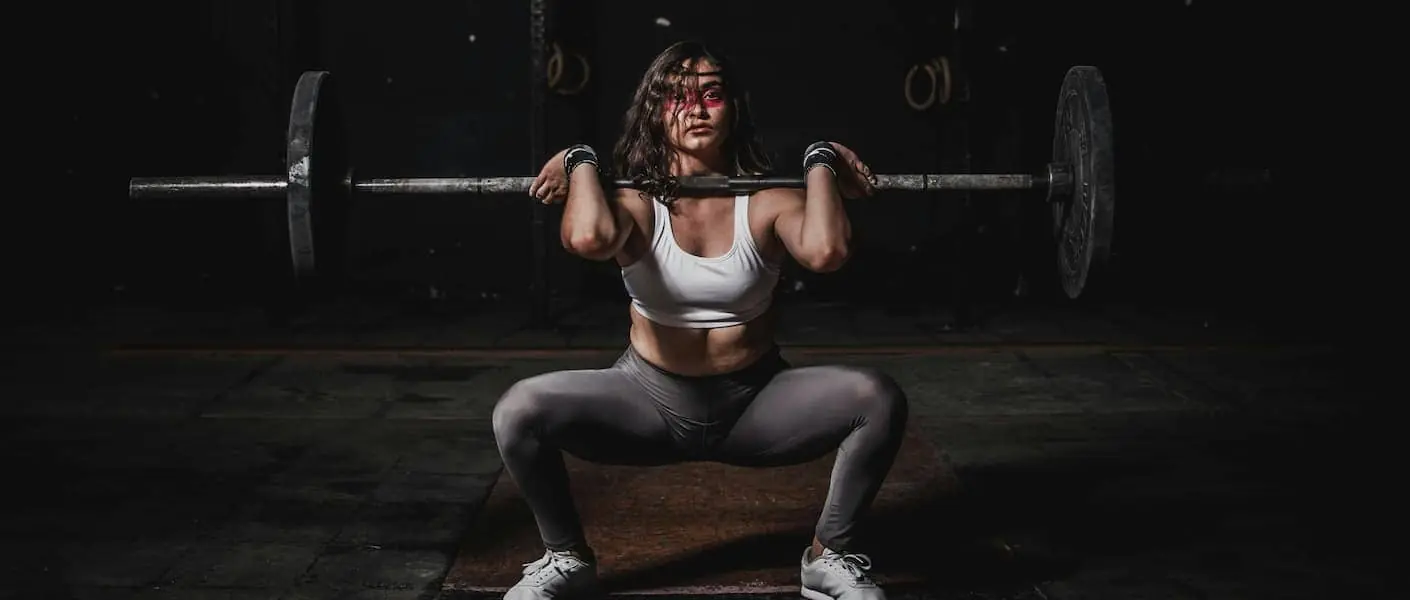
[495,40,909,600]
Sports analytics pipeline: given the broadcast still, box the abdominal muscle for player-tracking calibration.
[627,304,778,376]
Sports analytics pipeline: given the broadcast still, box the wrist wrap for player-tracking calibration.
[802,141,838,178]
[563,144,600,176]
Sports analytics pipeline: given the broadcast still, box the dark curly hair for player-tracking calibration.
[611,40,773,207]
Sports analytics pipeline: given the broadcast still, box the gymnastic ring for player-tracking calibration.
[904,62,937,111]
[931,56,952,105]
[546,42,565,89]
[553,51,591,96]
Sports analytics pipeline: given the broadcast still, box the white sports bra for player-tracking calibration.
[620,194,781,328]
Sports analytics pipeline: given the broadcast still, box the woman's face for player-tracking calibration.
[662,58,731,153]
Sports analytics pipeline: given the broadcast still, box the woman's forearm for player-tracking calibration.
[559,165,619,258]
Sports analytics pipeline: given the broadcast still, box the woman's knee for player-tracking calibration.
[841,366,909,427]
[491,375,554,440]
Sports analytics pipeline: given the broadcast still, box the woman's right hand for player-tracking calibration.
[529,148,570,204]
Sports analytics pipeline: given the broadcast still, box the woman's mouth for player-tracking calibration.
[687,126,712,134]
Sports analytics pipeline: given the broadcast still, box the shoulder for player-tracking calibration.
[751,186,805,219]
[612,186,655,225]
[613,186,651,212]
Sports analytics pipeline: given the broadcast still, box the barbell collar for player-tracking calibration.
[1045,162,1074,202]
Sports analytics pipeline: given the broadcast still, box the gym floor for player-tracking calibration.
[0,297,1387,599]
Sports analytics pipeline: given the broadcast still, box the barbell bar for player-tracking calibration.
[128,171,1061,197]
[127,65,1115,299]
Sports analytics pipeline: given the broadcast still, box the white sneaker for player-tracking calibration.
[800,547,886,600]
[504,548,599,600]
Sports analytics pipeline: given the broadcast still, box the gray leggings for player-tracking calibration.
[491,344,909,554]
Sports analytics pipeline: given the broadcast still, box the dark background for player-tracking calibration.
[21,0,1349,335]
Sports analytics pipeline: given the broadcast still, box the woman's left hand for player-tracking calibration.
[827,142,878,199]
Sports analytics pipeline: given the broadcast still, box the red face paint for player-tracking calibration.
[665,85,726,112]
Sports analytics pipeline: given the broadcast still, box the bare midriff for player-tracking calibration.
[626,305,778,376]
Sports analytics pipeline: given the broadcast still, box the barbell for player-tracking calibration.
[128,65,1116,299]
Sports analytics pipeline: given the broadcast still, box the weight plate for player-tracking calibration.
[285,70,348,283]
[1051,66,1116,299]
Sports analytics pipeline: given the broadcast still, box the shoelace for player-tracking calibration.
[822,552,875,584]
[521,550,581,583]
